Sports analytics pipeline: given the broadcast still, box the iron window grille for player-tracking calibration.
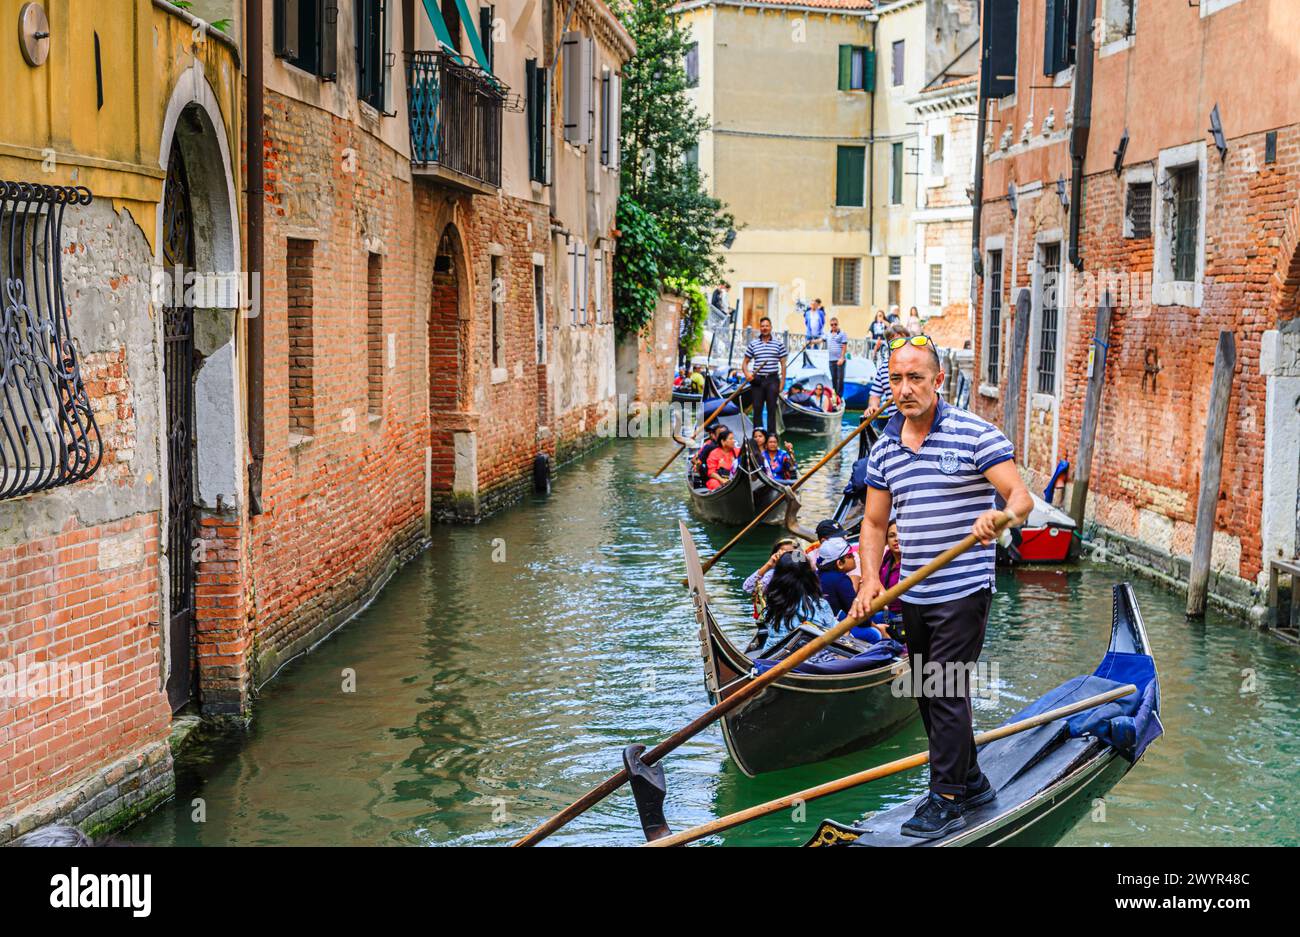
[986,249,1003,385]
[1037,243,1061,395]
[1,181,102,501]
[1172,166,1199,283]
[832,258,860,306]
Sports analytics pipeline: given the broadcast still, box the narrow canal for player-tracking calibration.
[123,429,1300,847]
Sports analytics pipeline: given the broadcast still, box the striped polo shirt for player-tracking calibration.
[827,329,849,360]
[744,336,787,376]
[868,364,895,416]
[866,397,1014,605]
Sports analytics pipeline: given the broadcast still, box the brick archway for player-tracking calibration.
[429,223,475,517]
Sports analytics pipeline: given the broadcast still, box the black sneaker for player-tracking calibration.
[963,773,997,809]
[900,792,967,839]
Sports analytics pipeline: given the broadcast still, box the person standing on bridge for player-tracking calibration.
[849,334,1032,839]
[742,316,787,434]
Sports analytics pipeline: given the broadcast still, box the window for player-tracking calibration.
[287,239,315,436]
[983,0,1018,98]
[835,145,865,207]
[1037,243,1061,395]
[928,264,943,307]
[1102,0,1137,46]
[838,45,873,92]
[441,0,461,54]
[491,255,505,369]
[684,42,699,88]
[888,280,900,308]
[479,5,495,72]
[526,59,550,183]
[891,39,905,86]
[890,142,904,204]
[594,248,605,323]
[833,258,861,306]
[684,142,699,169]
[930,134,945,177]
[1171,166,1199,282]
[1125,181,1152,239]
[1043,0,1079,76]
[273,0,339,79]
[367,253,384,417]
[986,249,1003,385]
[888,255,901,277]
[567,238,588,325]
[562,32,594,145]
[600,69,620,167]
[534,263,546,364]
[355,0,385,110]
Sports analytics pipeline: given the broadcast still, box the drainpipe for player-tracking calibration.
[247,0,266,514]
[867,13,878,302]
[1068,0,1096,271]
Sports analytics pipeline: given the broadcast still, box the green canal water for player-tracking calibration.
[122,428,1300,847]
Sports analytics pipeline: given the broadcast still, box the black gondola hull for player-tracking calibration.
[778,397,844,436]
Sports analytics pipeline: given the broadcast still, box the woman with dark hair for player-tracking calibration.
[751,427,768,451]
[751,550,839,656]
[705,428,738,490]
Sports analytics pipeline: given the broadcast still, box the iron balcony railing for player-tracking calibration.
[407,51,505,189]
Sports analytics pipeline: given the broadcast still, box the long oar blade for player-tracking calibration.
[513,509,1023,847]
[644,683,1138,847]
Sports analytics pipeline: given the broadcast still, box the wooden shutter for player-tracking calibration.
[600,71,611,165]
[585,38,596,146]
[836,146,864,207]
[610,72,621,168]
[1043,0,1076,76]
[981,0,1016,97]
[479,5,494,72]
[562,32,581,144]
[838,45,852,90]
[320,0,339,81]
[274,0,300,59]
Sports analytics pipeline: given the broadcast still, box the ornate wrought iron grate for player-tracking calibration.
[1,180,102,500]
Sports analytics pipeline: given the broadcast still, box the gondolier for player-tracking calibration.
[742,317,787,434]
[849,334,1032,839]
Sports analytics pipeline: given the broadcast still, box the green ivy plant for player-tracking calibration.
[613,195,667,339]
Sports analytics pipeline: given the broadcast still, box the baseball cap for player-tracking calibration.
[817,537,853,568]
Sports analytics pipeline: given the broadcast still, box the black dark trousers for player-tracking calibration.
[829,360,846,397]
[901,588,992,797]
[751,374,780,434]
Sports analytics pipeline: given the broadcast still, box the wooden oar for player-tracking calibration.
[644,682,1137,847]
[512,509,1023,847]
[682,405,884,586]
[652,380,751,479]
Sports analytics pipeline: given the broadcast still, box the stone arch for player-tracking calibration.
[156,65,242,710]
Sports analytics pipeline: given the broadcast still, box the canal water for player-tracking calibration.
[122,427,1300,847]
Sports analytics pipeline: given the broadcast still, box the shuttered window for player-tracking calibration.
[600,69,620,167]
[986,249,1003,385]
[1125,181,1152,239]
[836,145,865,207]
[833,258,861,306]
[891,39,905,86]
[929,264,943,306]
[526,58,549,182]
[1037,243,1061,395]
[1043,0,1079,76]
[355,0,385,110]
[891,141,904,204]
[982,0,1018,98]
[685,42,699,88]
[1172,167,1200,282]
[479,5,494,72]
[837,45,873,91]
[562,32,594,145]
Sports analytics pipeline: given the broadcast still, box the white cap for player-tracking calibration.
[816,537,852,567]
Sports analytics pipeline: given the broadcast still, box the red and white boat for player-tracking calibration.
[999,493,1077,564]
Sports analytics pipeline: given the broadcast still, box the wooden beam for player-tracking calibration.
[1187,330,1237,618]
[1069,292,1113,530]
[1002,287,1033,445]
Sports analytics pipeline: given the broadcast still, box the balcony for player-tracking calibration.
[407,51,505,194]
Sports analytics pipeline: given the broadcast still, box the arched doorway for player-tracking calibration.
[156,74,241,712]
[161,135,197,711]
[429,225,473,517]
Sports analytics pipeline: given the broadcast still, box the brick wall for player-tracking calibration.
[973,126,1300,594]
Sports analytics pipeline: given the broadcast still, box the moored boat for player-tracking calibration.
[804,581,1162,847]
[998,492,1077,564]
[682,523,917,776]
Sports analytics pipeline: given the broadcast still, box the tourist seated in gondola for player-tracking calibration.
[786,381,821,410]
[751,550,839,657]
[688,365,706,396]
[877,519,907,643]
[815,537,862,622]
[743,537,800,625]
[691,423,725,487]
[761,434,797,481]
[705,429,739,490]
[811,382,841,412]
[751,427,768,451]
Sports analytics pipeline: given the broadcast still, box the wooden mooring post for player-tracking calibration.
[1002,288,1033,442]
[1187,331,1237,618]
[1069,292,1113,530]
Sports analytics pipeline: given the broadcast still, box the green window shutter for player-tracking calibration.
[838,45,852,91]
[864,47,876,92]
[836,145,865,207]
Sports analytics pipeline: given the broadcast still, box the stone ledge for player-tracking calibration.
[0,738,174,846]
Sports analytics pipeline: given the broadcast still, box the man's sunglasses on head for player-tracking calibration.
[888,334,935,351]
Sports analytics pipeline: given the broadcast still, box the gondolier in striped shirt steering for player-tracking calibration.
[742,317,787,434]
[849,334,1032,839]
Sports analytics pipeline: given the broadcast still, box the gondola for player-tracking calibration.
[779,351,845,436]
[804,581,1162,847]
[677,400,793,527]
[997,492,1078,564]
[682,523,917,776]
